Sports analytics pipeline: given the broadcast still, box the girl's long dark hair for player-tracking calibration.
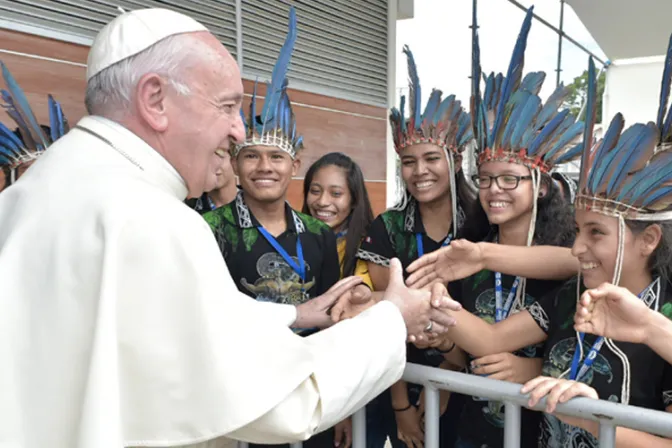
[461,172,575,247]
[302,152,374,277]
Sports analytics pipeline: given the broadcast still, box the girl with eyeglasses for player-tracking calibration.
[441,8,580,447]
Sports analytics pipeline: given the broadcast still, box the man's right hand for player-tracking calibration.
[384,258,461,342]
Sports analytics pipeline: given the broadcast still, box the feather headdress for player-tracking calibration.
[471,6,583,174]
[389,45,472,231]
[389,45,473,163]
[0,60,69,184]
[232,6,303,159]
[576,56,672,224]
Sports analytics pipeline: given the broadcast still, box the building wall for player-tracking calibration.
[0,29,388,215]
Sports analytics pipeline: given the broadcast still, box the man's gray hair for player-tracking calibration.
[85,33,210,117]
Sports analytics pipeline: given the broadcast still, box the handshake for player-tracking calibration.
[293,258,461,342]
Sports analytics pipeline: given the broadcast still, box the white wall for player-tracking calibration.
[603,57,665,128]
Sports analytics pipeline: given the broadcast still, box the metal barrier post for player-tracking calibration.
[503,402,521,448]
[352,407,367,448]
[423,385,440,448]
[599,423,617,448]
[237,443,248,448]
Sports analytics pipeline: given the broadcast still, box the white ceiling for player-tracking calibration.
[567,0,672,60]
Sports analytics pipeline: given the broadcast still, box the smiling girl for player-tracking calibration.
[302,152,374,448]
[356,45,474,447]
[303,152,374,287]
[433,52,672,448]
[442,7,583,447]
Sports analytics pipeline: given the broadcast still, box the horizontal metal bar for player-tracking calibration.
[402,363,672,438]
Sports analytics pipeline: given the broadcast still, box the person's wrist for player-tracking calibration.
[475,241,489,270]
[291,303,305,328]
[643,308,667,347]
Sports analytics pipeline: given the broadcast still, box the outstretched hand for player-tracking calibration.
[405,239,485,289]
[384,258,462,342]
[574,282,653,344]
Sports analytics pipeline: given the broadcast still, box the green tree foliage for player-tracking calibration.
[562,68,606,123]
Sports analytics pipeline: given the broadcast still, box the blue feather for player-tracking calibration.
[400,95,406,130]
[554,141,583,164]
[544,121,583,160]
[434,95,454,127]
[589,125,638,192]
[260,6,297,128]
[491,6,534,147]
[402,45,422,130]
[511,95,541,149]
[534,84,570,130]
[605,122,657,196]
[526,108,570,155]
[521,71,545,95]
[619,152,672,203]
[0,61,47,149]
[239,107,247,134]
[579,57,598,190]
[421,89,442,128]
[657,33,672,135]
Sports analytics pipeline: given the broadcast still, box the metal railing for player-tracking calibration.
[238,362,672,448]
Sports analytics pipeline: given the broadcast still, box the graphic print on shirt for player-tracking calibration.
[468,269,543,429]
[531,276,672,448]
[241,251,315,305]
[540,336,615,448]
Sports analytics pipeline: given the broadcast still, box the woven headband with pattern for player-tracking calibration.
[389,45,472,163]
[232,6,303,160]
[470,6,582,174]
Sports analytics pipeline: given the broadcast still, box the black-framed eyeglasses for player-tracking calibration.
[471,174,532,190]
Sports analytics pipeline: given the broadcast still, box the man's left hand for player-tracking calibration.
[293,276,363,329]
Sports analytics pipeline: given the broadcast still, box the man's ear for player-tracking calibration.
[135,73,170,132]
[292,157,301,177]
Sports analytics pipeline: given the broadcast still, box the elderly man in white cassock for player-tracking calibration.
[0,8,462,448]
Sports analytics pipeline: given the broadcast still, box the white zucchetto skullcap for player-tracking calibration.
[87,8,207,80]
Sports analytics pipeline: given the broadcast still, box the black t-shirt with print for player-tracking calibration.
[204,191,340,336]
[455,268,562,448]
[185,192,215,215]
[357,198,462,394]
[528,276,672,447]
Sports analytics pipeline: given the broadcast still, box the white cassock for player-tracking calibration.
[0,116,406,448]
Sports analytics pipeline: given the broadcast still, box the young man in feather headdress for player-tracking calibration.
[202,8,355,446]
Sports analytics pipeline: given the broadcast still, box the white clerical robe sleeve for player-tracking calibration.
[116,207,406,447]
[256,302,297,327]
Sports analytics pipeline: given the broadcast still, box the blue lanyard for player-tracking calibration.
[257,227,306,283]
[495,273,521,322]
[569,285,650,381]
[416,233,452,258]
[207,196,216,211]
[335,229,348,239]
